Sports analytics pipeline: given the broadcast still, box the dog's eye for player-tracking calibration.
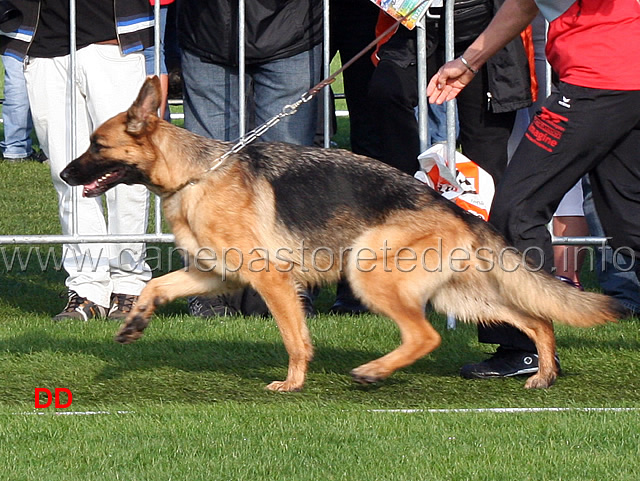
[90,143,107,154]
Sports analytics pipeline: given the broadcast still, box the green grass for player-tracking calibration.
[1,406,638,481]
[1,159,640,480]
[0,65,639,480]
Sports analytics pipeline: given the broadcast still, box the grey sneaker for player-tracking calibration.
[53,291,108,321]
[108,293,138,320]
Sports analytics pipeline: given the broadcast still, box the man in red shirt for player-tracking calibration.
[427,0,640,380]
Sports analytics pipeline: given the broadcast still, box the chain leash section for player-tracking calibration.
[193,87,324,183]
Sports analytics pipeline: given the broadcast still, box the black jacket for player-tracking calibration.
[378,0,532,114]
[482,0,533,113]
[177,0,324,66]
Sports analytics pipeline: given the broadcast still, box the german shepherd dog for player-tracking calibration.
[61,77,622,391]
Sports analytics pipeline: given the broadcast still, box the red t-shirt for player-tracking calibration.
[545,0,640,90]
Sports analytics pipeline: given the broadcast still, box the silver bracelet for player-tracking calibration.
[459,56,479,75]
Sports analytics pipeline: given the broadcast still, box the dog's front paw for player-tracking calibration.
[115,312,149,344]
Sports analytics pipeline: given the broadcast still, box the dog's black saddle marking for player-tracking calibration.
[241,143,433,233]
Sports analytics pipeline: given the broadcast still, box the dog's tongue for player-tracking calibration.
[83,180,100,197]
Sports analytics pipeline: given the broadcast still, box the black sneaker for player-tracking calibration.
[555,275,584,291]
[188,294,240,317]
[460,347,561,379]
[299,290,316,318]
[31,150,49,163]
[329,297,368,315]
[52,290,108,321]
[108,293,138,320]
[2,150,48,163]
[329,280,368,315]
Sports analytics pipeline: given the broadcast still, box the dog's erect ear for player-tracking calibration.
[126,76,162,135]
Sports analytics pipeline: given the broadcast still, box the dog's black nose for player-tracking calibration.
[60,165,76,185]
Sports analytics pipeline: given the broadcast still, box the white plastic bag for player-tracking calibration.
[414,143,495,221]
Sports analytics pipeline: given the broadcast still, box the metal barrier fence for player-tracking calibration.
[0,0,607,250]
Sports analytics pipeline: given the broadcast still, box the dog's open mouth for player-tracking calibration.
[83,168,126,197]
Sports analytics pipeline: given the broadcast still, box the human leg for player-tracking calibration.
[588,113,640,259]
[181,48,240,140]
[368,58,420,175]
[25,55,112,309]
[328,0,381,313]
[489,85,636,272]
[143,5,170,120]
[1,54,33,160]
[330,0,382,159]
[251,44,322,146]
[553,216,588,287]
[469,84,640,373]
[181,46,322,316]
[249,46,322,314]
[181,50,242,317]
[455,67,516,187]
[553,181,588,288]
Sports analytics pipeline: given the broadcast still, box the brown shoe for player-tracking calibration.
[53,291,108,321]
[108,293,138,320]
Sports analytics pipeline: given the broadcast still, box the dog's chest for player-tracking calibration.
[162,195,203,252]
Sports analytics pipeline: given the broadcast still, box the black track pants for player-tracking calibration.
[479,82,640,350]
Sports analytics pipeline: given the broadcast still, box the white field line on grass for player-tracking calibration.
[9,407,640,417]
[370,407,640,414]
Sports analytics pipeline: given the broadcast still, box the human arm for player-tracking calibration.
[427,0,540,104]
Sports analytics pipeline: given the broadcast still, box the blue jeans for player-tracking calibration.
[582,176,640,314]
[427,101,454,145]
[181,44,322,144]
[143,5,168,76]
[1,54,33,158]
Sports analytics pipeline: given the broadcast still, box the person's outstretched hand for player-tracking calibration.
[427,57,477,105]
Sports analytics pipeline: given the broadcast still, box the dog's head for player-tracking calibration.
[60,76,164,197]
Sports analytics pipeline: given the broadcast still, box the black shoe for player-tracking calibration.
[2,150,48,163]
[330,280,368,315]
[460,347,561,379]
[188,294,240,318]
[299,289,316,318]
[555,275,584,291]
[330,298,368,315]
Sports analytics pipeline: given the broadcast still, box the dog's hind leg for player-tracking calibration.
[116,268,231,344]
[246,271,313,392]
[509,316,558,389]
[347,268,442,384]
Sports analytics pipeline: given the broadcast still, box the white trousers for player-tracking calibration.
[24,44,151,307]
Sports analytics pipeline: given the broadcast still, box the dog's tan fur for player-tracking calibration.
[61,77,622,391]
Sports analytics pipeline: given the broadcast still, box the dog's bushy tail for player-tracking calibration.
[495,249,624,327]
